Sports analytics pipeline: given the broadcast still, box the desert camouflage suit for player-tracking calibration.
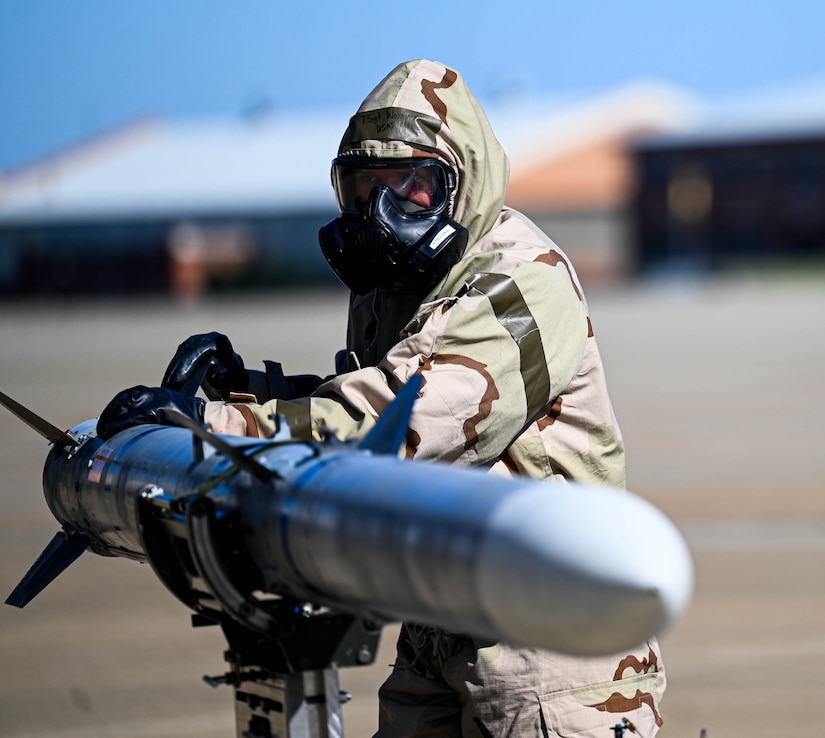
[204,59,666,737]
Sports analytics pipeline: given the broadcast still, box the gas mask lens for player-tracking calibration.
[332,158,455,215]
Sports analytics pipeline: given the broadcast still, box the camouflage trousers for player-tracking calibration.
[373,624,666,738]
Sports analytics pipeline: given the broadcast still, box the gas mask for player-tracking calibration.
[319,157,468,295]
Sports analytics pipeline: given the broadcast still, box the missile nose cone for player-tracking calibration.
[476,483,693,656]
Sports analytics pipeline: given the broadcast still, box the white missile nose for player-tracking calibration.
[476,482,694,656]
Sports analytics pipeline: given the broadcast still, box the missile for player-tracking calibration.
[1,379,693,658]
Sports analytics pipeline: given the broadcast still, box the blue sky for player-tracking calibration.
[1,0,824,171]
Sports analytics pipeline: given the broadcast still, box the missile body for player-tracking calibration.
[245,448,693,655]
[8,394,693,657]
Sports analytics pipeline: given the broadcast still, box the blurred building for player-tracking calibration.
[497,82,696,284]
[0,114,344,299]
[2,77,824,298]
[631,84,825,276]
[0,81,698,299]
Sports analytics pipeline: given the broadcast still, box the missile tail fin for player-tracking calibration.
[6,529,90,608]
[0,390,78,448]
[359,374,423,455]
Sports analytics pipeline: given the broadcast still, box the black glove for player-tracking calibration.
[162,332,248,400]
[253,360,325,401]
[97,386,206,440]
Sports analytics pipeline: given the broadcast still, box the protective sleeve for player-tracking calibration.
[212,254,589,468]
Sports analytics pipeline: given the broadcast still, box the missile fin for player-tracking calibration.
[0,390,78,448]
[6,529,90,608]
[164,410,276,482]
[359,375,423,455]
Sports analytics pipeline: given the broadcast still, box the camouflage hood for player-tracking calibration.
[337,59,510,246]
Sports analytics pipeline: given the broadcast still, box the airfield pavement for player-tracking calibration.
[0,275,823,738]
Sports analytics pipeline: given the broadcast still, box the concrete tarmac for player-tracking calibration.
[1,277,823,738]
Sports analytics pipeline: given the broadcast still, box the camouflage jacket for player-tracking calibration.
[205,60,625,488]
